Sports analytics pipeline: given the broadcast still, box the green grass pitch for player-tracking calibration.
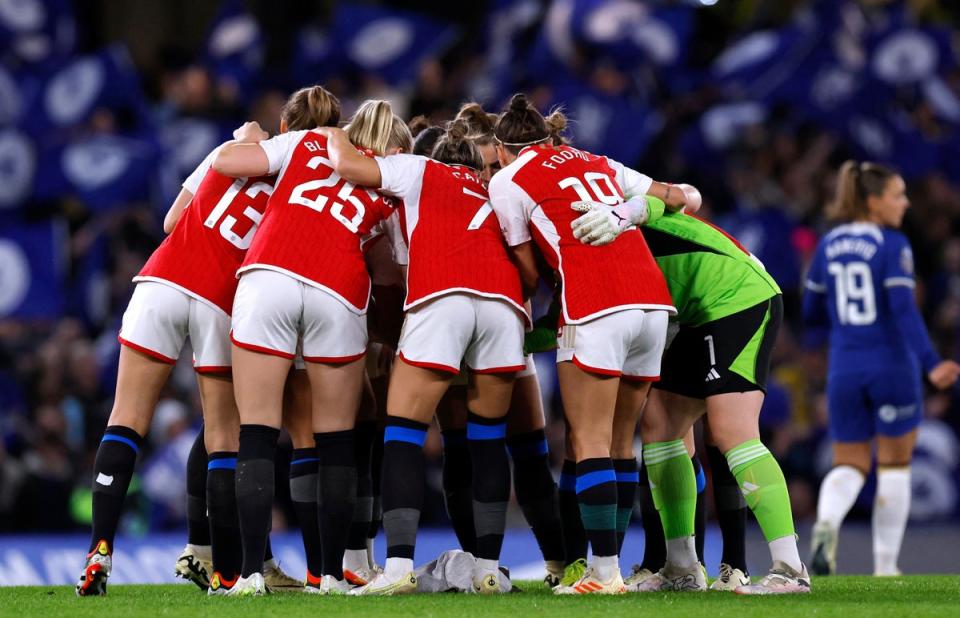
[4,577,958,617]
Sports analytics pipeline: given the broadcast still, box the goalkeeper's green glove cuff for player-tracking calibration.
[524,326,559,355]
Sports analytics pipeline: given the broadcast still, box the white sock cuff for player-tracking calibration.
[832,464,866,480]
[877,466,911,481]
[642,440,687,465]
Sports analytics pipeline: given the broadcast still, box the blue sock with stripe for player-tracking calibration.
[576,457,619,558]
[207,451,241,581]
[89,425,142,553]
[467,413,510,562]
[289,447,322,578]
[559,459,588,564]
[613,458,638,554]
[508,429,565,563]
[381,417,429,560]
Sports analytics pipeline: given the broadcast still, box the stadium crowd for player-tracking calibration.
[1,0,959,537]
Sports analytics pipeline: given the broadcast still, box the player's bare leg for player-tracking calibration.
[633,389,705,592]
[353,360,453,596]
[706,392,809,594]
[554,362,625,594]
[302,357,364,594]
[465,371,516,593]
[78,347,172,596]
[230,346,291,594]
[873,430,917,576]
[506,373,565,587]
[811,440,870,576]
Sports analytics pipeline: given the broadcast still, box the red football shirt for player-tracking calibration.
[376,154,525,317]
[136,146,274,315]
[488,144,674,324]
[239,131,397,313]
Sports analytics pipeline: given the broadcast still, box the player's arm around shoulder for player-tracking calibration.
[316,126,384,188]
[212,121,272,177]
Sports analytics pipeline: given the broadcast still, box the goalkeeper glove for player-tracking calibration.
[570,197,648,246]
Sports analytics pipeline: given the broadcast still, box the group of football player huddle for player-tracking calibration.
[76,84,956,599]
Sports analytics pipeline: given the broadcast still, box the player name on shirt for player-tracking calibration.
[539,147,591,170]
[825,237,878,260]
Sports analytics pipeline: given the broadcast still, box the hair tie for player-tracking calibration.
[497,136,550,147]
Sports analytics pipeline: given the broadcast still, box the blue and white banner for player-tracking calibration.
[25,44,146,136]
[0,220,65,320]
[548,76,659,166]
[203,0,263,101]
[0,0,76,69]
[0,128,37,211]
[35,133,160,212]
[569,0,694,72]
[328,5,457,86]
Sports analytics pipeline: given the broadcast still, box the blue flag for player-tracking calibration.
[548,76,658,166]
[0,128,37,213]
[26,44,147,135]
[0,220,65,320]
[568,0,694,72]
[467,0,544,105]
[844,108,940,180]
[37,133,160,212]
[292,24,335,89]
[0,0,76,69]
[328,5,457,86]
[203,0,264,101]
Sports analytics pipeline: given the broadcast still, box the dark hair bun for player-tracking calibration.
[508,93,529,113]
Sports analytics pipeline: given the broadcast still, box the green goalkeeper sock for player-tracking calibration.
[725,439,795,542]
[642,440,696,539]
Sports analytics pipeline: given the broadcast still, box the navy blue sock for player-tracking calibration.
[315,430,356,579]
[638,463,665,571]
[559,459,588,564]
[441,429,476,554]
[613,458,639,554]
[207,451,241,581]
[186,428,211,547]
[381,417,428,560]
[89,425,143,553]
[576,458,618,558]
[508,429,564,563]
[289,447,322,578]
[467,413,510,562]
[237,424,279,577]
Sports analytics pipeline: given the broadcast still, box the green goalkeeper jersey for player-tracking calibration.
[641,197,781,327]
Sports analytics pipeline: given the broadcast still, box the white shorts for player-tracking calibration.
[556,309,668,381]
[398,294,525,375]
[231,269,367,363]
[518,354,537,379]
[119,281,231,372]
